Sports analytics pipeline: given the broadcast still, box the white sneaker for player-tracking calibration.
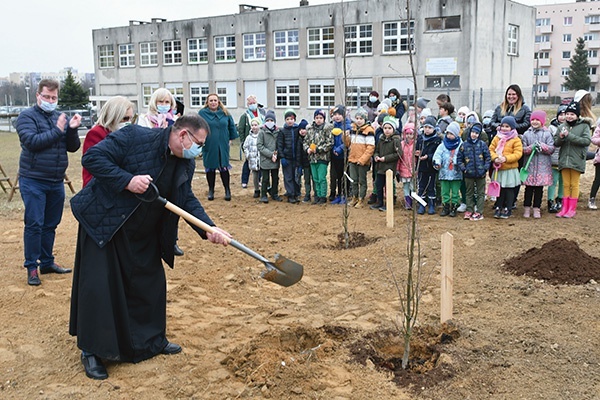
[589,198,597,210]
[457,203,467,213]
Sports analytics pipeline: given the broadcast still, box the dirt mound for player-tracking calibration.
[503,238,600,285]
[334,231,379,249]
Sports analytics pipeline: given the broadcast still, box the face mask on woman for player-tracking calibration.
[157,105,171,114]
[248,103,258,112]
[369,96,378,103]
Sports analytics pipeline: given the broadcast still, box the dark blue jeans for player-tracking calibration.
[20,176,65,270]
[241,160,250,185]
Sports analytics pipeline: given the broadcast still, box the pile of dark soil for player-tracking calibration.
[503,238,600,285]
[334,231,379,249]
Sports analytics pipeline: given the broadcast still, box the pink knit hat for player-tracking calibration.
[530,110,546,125]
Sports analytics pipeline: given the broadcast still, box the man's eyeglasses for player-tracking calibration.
[186,130,204,147]
[38,93,58,101]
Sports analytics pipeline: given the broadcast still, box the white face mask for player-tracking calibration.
[265,121,275,130]
[117,122,131,130]
[40,99,58,113]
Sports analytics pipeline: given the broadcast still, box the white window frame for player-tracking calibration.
[243,32,267,61]
[215,35,236,62]
[536,18,550,26]
[166,84,184,103]
[564,16,573,26]
[190,83,209,108]
[118,44,135,68]
[535,35,550,43]
[308,27,335,57]
[99,44,115,68]
[535,51,550,59]
[216,81,237,108]
[585,15,600,25]
[274,30,299,59]
[560,85,569,93]
[344,24,373,56]
[163,40,182,65]
[590,67,598,75]
[383,20,415,54]
[589,50,599,58]
[142,83,159,107]
[508,24,519,56]
[140,42,158,66]
[346,79,373,108]
[275,80,300,108]
[188,38,208,64]
[563,34,572,43]
[561,68,570,76]
[536,84,548,93]
[584,33,599,41]
[308,79,335,108]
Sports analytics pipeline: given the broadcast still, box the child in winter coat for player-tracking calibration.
[277,109,301,203]
[416,115,442,214]
[457,123,491,221]
[304,109,333,205]
[329,104,351,204]
[521,110,555,219]
[257,110,282,203]
[371,116,402,211]
[589,119,600,210]
[554,101,592,218]
[548,104,567,212]
[397,122,416,209]
[436,102,455,137]
[243,117,262,198]
[489,116,523,219]
[295,119,313,203]
[433,122,463,217]
[344,107,376,208]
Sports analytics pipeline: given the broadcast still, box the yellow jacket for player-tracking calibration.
[489,135,523,170]
[344,123,375,166]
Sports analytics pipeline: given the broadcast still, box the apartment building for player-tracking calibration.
[535,0,600,101]
[92,0,534,121]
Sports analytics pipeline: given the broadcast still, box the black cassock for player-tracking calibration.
[70,155,181,362]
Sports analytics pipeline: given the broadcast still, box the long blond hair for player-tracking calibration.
[148,88,176,115]
[204,93,230,115]
[500,84,524,116]
[96,96,134,132]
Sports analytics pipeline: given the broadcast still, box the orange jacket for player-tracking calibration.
[489,135,523,170]
[344,123,375,165]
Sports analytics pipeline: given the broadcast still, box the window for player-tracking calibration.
[142,83,159,107]
[585,15,600,25]
[561,68,570,76]
[119,44,135,68]
[562,51,571,59]
[166,84,184,102]
[243,33,267,61]
[535,51,550,59]
[590,85,596,92]
[190,83,209,107]
[536,18,550,26]
[215,35,236,62]
[308,80,335,108]
[383,21,415,54]
[590,67,598,75]
[535,35,550,43]
[584,33,599,41]
[346,83,373,107]
[536,84,548,93]
[425,16,461,31]
[508,24,519,56]
[216,82,237,108]
[425,76,460,89]
[188,38,208,64]
[163,40,182,65]
[99,45,115,68]
[274,30,299,59]
[533,68,549,76]
[345,24,373,55]
[275,80,300,107]
[590,50,599,58]
[560,85,568,93]
[140,42,158,66]
[308,27,334,57]
[564,16,573,26]
[563,34,572,43]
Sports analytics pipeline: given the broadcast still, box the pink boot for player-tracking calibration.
[556,197,570,218]
[564,197,577,218]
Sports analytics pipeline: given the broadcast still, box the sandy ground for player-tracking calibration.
[0,155,599,400]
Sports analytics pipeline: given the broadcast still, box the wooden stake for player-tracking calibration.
[440,232,453,323]
[386,169,394,228]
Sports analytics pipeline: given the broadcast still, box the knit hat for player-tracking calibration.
[482,110,494,126]
[530,110,547,125]
[420,108,432,118]
[298,119,309,130]
[382,116,398,130]
[376,103,388,113]
[382,98,392,108]
[423,116,437,128]
[284,108,296,119]
[377,112,387,126]
[265,110,276,122]
[471,123,483,134]
[250,117,262,126]
[446,121,461,137]
[500,115,517,129]
[355,107,369,120]
[566,101,580,117]
[314,109,326,119]
[556,104,568,117]
[416,97,430,109]
[457,106,470,116]
[402,122,415,134]
[331,104,346,116]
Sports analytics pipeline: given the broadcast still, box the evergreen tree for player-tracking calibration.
[59,71,89,109]
[564,37,591,91]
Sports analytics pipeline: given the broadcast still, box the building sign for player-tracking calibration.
[426,58,458,76]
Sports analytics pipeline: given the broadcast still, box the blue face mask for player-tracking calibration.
[369,96,378,103]
[182,132,203,159]
[248,103,258,111]
[388,96,397,102]
[40,100,58,113]
[157,105,171,114]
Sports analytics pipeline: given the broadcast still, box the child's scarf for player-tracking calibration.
[443,135,460,151]
[495,129,518,156]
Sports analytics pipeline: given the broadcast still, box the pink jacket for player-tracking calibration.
[397,138,415,178]
[592,125,600,164]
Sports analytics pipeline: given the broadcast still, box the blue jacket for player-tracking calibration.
[433,139,463,181]
[198,107,238,169]
[16,105,80,181]
[70,125,214,268]
[331,118,350,160]
[457,138,492,179]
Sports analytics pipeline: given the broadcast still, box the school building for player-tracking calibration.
[91,0,535,121]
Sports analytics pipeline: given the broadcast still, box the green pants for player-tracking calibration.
[311,162,329,198]
[440,180,461,205]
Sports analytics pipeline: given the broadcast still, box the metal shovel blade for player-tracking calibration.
[260,254,303,287]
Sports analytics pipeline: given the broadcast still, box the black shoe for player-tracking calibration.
[39,263,72,274]
[449,204,457,217]
[207,190,214,201]
[173,244,184,256]
[27,269,41,286]
[493,208,502,219]
[370,203,383,210]
[328,194,336,202]
[161,342,182,355]
[259,196,269,203]
[302,194,311,203]
[224,189,231,201]
[318,196,327,204]
[272,195,283,202]
[288,196,298,204]
[440,204,450,217]
[81,354,108,380]
[367,193,377,204]
[253,190,260,198]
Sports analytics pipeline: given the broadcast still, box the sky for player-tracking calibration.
[0,0,565,77]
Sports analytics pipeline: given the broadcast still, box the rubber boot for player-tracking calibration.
[523,206,531,218]
[427,198,436,215]
[547,200,557,213]
[207,170,216,201]
[417,202,426,215]
[556,197,570,217]
[449,203,458,217]
[221,170,231,201]
[564,197,577,218]
[556,197,563,212]
[440,203,450,217]
[404,195,412,210]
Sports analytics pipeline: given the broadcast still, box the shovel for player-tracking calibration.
[139,183,303,287]
[487,164,501,198]
[520,145,538,183]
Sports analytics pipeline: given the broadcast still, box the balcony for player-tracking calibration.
[537,75,550,84]
[589,23,600,32]
[539,24,553,34]
[588,40,600,49]
[538,41,552,51]
[591,75,599,83]
[589,57,600,65]
[538,58,551,67]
